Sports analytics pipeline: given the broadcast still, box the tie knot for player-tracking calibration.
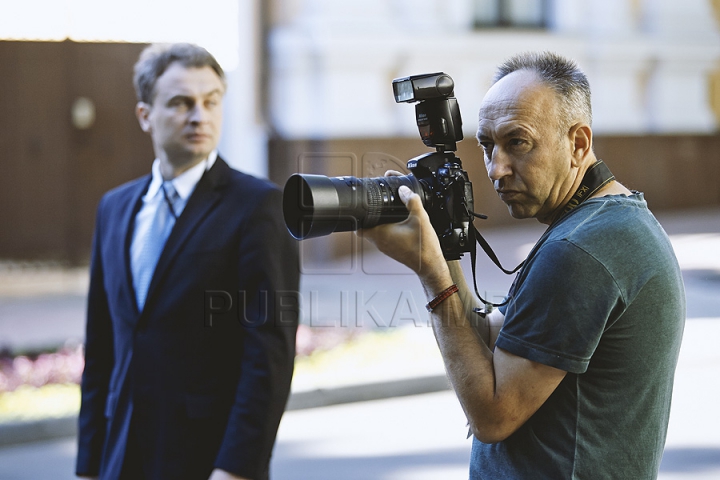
[162,181,178,200]
[161,181,180,218]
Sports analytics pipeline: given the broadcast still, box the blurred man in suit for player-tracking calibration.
[76,43,299,480]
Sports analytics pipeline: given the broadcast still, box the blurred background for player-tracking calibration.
[0,0,719,478]
[0,0,718,265]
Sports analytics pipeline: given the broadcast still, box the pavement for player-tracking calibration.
[0,206,718,470]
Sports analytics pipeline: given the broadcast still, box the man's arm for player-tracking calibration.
[446,260,506,349]
[363,186,566,443]
[76,200,114,476]
[213,188,299,478]
[209,469,251,480]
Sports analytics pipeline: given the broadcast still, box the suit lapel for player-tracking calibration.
[139,158,230,317]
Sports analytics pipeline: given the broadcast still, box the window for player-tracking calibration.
[473,0,547,28]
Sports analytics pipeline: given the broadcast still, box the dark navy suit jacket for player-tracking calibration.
[76,158,300,479]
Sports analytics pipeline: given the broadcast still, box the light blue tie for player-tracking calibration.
[133,181,179,311]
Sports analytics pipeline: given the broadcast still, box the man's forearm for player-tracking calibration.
[421,285,502,439]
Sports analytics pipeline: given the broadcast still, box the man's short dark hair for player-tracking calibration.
[133,43,226,104]
[493,51,592,132]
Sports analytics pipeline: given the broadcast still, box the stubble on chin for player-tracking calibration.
[505,200,539,220]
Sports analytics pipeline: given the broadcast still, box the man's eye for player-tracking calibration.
[480,142,494,153]
[509,138,526,147]
[169,98,193,109]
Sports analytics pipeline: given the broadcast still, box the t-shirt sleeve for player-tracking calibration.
[494,239,625,374]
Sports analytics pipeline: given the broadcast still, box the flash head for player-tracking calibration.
[393,72,462,151]
[392,73,454,103]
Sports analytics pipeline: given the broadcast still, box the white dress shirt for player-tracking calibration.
[130,151,218,309]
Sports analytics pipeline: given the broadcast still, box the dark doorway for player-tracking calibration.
[0,41,153,264]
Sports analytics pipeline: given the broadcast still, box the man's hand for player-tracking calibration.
[208,468,250,480]
[362,185,452,293]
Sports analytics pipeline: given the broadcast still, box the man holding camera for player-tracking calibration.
[75,43,299,480]
[364,52,685,478]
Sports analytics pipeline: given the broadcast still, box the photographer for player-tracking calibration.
[363,52,685,479]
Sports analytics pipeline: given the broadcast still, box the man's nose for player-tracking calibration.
[188,104,209,123]
[486,149,512,183]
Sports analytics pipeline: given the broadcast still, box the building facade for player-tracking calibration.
[266,0,720,138]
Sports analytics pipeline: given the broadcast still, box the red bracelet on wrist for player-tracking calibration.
[425,284,459,312]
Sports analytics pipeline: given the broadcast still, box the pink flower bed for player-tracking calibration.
[0,326,364,393]
[0,344,84,393]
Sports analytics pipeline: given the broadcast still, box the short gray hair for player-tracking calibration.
[133,43,226,104]
[493,51,592,133]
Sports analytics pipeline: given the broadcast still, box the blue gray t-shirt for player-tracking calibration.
[471,193,685,479]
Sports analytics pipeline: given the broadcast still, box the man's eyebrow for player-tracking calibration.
[476,125,531,142]
[167,94,193,103]
[167,89,224,101]
[500,127,529,138]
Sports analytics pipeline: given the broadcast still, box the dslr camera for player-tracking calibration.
[282,72,475,260]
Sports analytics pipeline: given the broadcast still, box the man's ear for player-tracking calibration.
[136,102,152,133]
[568,123,592,167]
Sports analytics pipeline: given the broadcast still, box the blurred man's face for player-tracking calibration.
[476,70,575,224]
[136,63,224,176]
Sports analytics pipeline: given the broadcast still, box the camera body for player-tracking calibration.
[282,72,475,260]
[405,150,474,260]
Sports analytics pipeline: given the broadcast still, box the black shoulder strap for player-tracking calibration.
[469,224,522,308]
[560,160,615,217]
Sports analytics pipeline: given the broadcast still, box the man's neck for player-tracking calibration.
[540,157,623,225]
[590,180,631,199]
[158,155,206,180]
[538,169,588,225]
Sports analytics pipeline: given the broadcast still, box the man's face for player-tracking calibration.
[136,63,224,171]
[476,70,575,223]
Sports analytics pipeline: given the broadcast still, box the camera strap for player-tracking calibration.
[469,160,615,308]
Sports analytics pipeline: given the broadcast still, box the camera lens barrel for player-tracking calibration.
[283,173,423,240]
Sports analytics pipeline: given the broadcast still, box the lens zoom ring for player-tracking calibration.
[363,181,384,228]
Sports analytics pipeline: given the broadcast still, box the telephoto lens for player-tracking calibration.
[282,173,425,240]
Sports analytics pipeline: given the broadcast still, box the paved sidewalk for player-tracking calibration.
[0,206,718,449]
